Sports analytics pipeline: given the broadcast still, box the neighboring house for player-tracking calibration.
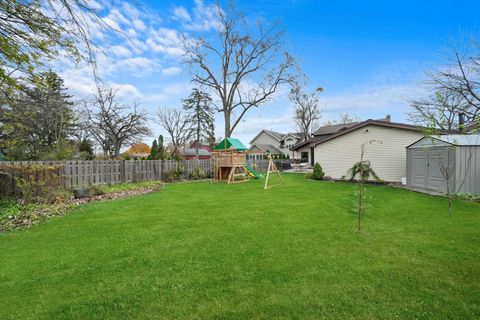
[190,142,213,153]
[248,129,306,159]
[179,148,211,160]
[292,119,428,182]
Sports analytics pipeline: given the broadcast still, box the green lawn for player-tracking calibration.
[1,174,479,319]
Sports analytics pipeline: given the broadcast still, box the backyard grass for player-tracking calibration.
[1,174,479,319]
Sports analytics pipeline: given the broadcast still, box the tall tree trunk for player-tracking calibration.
[196,117,200,161]
[114,142,121,159]
[196,101,200,162]
[224,112,231,138]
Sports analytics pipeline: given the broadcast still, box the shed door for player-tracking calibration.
[410,149,428,189]
[409,148,449,193]
[427,149,448,192]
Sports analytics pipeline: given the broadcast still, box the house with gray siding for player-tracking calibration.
[248,130,306,159]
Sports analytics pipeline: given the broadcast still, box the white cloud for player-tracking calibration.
[110,45,132,58]
[162,66,182,76]
[107,8,130,27]
[322,84,425,113]
[84,0,102,10]
[133,19,147,32]
[102,16,121,31]
[108,83,144,100]
[173,7,191,22]
[173,0,221,32]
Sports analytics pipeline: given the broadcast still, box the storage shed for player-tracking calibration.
[406,135,480,194]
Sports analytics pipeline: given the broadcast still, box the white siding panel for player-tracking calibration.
[314,125,424,182]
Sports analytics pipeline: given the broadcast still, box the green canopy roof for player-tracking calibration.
[214,138,248,151]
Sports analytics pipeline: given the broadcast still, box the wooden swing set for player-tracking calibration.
[211,137,285,188]
[263,152,285,189]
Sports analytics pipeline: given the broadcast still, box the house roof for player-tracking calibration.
[293,119,428,151]
[179,148,211,156]
[248,144,283,155]
[214,138,248,151]
[313,122,358,136]
[284,132,307,141]
[408,134,480,148]
[465,121,479,133]
[249,129,285,144]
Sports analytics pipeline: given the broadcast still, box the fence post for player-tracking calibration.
[160,160,164,181]
[120,160,126,183]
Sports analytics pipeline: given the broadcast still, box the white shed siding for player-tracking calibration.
[456,147,480,194]
[314,125,424,182]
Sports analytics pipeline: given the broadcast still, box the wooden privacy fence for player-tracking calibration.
[0,159,290,189]
[1,160,213,189]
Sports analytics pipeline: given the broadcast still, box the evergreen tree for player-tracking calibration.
[78,138,94,160]
[182,89,214,160]
[150,139,159,160]
[0,71,76,159]
[158,135,165,160]
[311,163,325,180]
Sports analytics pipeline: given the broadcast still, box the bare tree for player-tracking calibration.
[183,5,299,138]
[85,88,151,159]
[156,108,193,156]
[408,91,467,130]
[324,112,361,126]
[425,37,480,126]
[289,85,322,139]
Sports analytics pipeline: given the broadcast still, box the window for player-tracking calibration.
[285,138,294,149]
[301,152,308,163]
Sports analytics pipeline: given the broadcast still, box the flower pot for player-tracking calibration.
[73,187,89,199]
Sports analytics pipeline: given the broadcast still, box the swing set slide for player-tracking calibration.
[244,164,261,179]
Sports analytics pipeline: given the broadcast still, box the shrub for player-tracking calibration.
[163,166,185,182]
[347,161,383,183]
[189,167,206,180]
[311,162,325,180]
[1,164,67,204]
[87,185,105,197]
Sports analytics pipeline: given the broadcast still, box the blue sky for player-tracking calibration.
[58,0,480,145]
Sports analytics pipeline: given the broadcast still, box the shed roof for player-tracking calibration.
[434,134,480,146]
[408,134,480,148]
[214,138,248,151]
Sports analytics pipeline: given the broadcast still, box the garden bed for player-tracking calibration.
[0,180,163,232]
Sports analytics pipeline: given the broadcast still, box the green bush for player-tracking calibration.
[311,162,325,180]
[163,166,185,182]
[1,164,67,204]
[189,167,206,180]
[87,185,105,197]
[347,161,382,182]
